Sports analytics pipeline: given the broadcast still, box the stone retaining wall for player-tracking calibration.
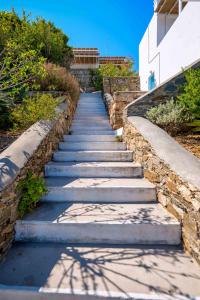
[70,69,95,91]
[126,59,200,117]
[123,116,200,264]
[0,95,77,259]
[103,76,140,95]
[104,91,145,129]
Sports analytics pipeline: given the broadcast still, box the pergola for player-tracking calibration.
[154,0,187,14]
[99,56,130,67]
[73,48,99,65]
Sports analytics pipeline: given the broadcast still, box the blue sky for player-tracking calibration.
[0,0,153,70]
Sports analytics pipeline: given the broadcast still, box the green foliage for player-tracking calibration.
[90,61,136,91]
[0,42,46,97]
[0,10,73,68]
[0,93,13,128]
[17,172,47,219]
[11,93,60,130]
[187,120,200,133]
[37,63,80,102]
[178,68,200,118]
[146,98,193,135]
[99,61,135,77]
[115,135,123,142]
[89,69,103,90]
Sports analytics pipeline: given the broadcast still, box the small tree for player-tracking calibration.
[0,42,46,96]
[178,68,200,118]
[0,42,46,129]
[99,60,135,77]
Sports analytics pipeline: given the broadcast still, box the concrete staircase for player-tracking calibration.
[0,93,200,300]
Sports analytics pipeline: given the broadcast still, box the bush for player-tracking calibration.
[146,99,193,135]
[17,172,47,218]
[11,93,60,130]
[90,61,136,91]
[89,69,103,90]
[99,61,136,77]
[178,68,200,118]
[38,63,80,102]
[0,10,73,69]
[0,93,14,129]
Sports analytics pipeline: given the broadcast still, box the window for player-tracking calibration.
[148,72,156,90]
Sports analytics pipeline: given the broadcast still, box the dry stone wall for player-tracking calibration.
[103,76,140,95]
[104,91,145,129]
[123,116,200,264]
[0,96,77,259]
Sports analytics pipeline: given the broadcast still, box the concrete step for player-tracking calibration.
[15,203,181,245]
[45,162,143,178]
[75,108,106,112]
[42,177,156,202]
[71,130,114,135]
[77,105,105,109]
[63,135,116,142]
[0,243,199,300]
[53,150,132,162]
[72,121,110,126]
[75,111,107,114]
[59,142,126,151]
[71,125,112,131]
[74,114,107,118]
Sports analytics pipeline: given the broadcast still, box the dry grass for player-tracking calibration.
[174,133,200,159]
[39,63,80,102]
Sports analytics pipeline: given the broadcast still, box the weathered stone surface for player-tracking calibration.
[123,116,200,265]
[104,91,145,129]
[103,76,140,94]
[0,95,78,259]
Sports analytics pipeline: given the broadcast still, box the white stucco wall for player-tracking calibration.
[139,2,200,91]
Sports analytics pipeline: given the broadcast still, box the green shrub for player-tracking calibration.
[37,63,80,103]
[89,61,136,91]
[11,93,60,130]
[146,99,193,135]
[187,120,200,133]
[89,69,103,91]
[178,68,200,118]
[0,10,73,69]
[17,172,47,219]
[99,61,136,77]
[0,93,14,129]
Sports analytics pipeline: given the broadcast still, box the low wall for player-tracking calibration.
[0,95,77,259]
[104,91,145,129]
[103,76,140,95]
[123,116,200,264]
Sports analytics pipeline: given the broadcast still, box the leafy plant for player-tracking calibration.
[11,93,60,130]
[0,42,46,98]
[115,135,123,142]
[0,10,73,69]
[178,68,200,118]
[99,61,136,77]
[146,98,193,135]
[90,61,136,91]
[17,172,47,219]
[187,120,200,133]
[89,69,103,90]
[37,63,80,102]
[0,92,13,128]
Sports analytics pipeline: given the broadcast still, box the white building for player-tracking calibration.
[139,0,200,91]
